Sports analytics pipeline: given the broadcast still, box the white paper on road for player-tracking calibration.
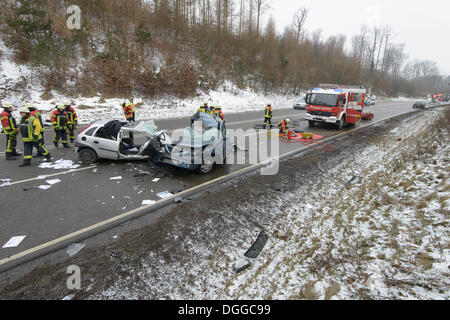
[110,176,122,180]
[0,179,12,182]
[142,200,156,205]
[0,182,12,187]
[38,185,52,190]
[152,178,160,182]
[157,191,173,199]
[35,175,48,180]
[38,159,80,170]
[46,179,61,185]
[2,235,26,248]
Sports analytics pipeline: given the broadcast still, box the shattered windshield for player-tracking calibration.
[308,93,339,107]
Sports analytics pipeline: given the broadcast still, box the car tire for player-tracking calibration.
[197,160,215,174]
[308,120,315,127]
[78,148,98,165]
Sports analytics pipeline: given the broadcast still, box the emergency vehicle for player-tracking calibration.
[432,93,444,103]
[305,84,367,130]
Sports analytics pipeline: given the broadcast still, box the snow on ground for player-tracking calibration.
[89,108,449,300]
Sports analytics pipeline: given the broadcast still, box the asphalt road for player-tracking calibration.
[0,101,418,266]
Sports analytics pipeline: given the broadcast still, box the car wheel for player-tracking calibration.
[198,160,215,174]
[308,120,315,127]
[78,148,98,165]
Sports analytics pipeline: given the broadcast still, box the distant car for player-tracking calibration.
[75,120,159,165]
[365,98,376,106]
[413,101,426,110]
[293,98,307,110]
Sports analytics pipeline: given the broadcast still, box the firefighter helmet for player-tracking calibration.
[2,101,13,109]
[57,104,65,111]
[19,106,30,113]
[24,102,35,110]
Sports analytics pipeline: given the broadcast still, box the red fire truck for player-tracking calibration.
[432,93,444,103]
[305,84,367,130]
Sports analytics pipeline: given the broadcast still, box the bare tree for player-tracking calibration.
[381,25,395,72]
[254,0,271,37]
[293,7,309,42]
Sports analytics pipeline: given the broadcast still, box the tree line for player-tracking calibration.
[1,0,448,99]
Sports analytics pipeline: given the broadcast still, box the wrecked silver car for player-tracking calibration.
[75,120,158,164]
[152,112,234,174]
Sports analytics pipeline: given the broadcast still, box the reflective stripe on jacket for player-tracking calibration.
[64,107,78,124]
[51,110,68,128]
[20,116,41,142]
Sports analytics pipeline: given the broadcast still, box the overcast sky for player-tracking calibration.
[267,0,450,76]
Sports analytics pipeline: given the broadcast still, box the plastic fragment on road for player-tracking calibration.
[38,185,52,190]
[0,182,12,187]
[152,178,160,182]
[110,176,122,180]
[345,176,357,188]
[142,200,156,206]
[2,235,26,248]
[244,231,269,259]
[174,197,183,203]
[61,294,75,300]
[66,243,85,257]
[233,258,252,274]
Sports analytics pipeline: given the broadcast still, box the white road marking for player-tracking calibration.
[7,166,97,186]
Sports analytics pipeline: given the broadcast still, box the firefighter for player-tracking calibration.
[129,98,136,121]
[198,102,209,113]
[64,101,78,143]
[263,104,273,129]
[278,118,291,136]
[122,101,134,122]
[214,106,225,120]
[51,104,70,148]
[18,106,52,167]
[1,101,21,160]
[26,103,46,157]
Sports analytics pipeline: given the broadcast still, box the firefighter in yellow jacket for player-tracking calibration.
[1,101,21,160]
[18,106,52,167]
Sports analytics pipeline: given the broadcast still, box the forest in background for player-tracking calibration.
[1,0,449,99]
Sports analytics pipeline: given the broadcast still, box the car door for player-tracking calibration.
[92,128,120,160]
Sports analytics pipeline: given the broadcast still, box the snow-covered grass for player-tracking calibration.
[89,108,449,300]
